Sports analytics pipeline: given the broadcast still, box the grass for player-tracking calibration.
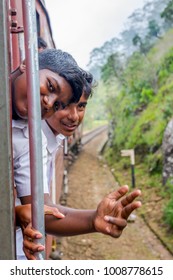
[103,148,173,255]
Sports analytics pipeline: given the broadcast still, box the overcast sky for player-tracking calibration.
[45,0,146,68]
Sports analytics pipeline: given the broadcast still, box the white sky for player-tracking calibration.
[45,0,146,68]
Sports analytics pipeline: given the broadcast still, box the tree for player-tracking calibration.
[161,0,173,25]
[132,34,151,55]
[148,20,161,39]
[101,53,124,85]
[132,34,142,47]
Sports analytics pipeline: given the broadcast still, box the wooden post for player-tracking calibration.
[121,149,135,188]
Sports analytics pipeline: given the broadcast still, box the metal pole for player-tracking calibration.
[0,0,15,259]
[130,150,135,189]
[22,0,45,259]
[131,164,135,188]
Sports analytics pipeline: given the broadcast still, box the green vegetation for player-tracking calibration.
[102,40,173,229]
[87,1,173,236]
[102,36,173,232]
[86,1,173,238]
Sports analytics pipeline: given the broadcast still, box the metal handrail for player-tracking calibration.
[22,0,45,260]
[0,0,15,260]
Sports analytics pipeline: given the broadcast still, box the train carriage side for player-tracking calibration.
[0,0,64,259]
[0,0,84,260]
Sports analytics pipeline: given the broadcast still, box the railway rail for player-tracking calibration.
[60,125,109,205]
[81,125,108,145]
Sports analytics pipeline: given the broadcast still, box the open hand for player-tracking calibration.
[94,185,141,238]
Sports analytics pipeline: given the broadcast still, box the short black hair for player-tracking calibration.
[81,70,96,97]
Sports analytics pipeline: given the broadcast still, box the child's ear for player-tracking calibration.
[19,63,26,74]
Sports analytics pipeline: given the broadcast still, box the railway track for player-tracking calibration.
[81,125,108,145]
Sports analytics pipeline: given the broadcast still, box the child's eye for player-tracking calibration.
[54,101,60,111]
[78,103,86,111]
[48,80,55,92]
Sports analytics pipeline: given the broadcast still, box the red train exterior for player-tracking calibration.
[0,0,83,260]
[10,0,65,260]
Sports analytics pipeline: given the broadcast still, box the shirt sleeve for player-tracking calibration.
[13,127,49,198]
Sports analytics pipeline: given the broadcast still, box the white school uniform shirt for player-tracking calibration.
[12,119,49,259]
[13,119,65,259]
[13,119,49,197]
[41,120,65,195]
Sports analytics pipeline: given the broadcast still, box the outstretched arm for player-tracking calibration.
[21,186,141,259]
[21,185,141,238]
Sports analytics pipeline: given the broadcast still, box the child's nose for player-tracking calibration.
[68,107,79,121]
[43,94,58,110]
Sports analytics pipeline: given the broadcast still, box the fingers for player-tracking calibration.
[121,189,141,207]
[23,240,45,260]
[23,247,37,260]
[105,227,123,238]
[119,188,142,220]
[23,224,45,260]
[104,216,127,228]
[106,185,129,201]
[121,201,142,219]
[23,239,45,253]
[104,216,127,238]
[24,252,36,260]
[24,223,43,239]
[44,205,65,219]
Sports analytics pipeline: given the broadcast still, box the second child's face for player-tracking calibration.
[46,93,88,137]
[13,69,73,119]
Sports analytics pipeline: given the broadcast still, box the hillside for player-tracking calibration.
[82,13,173,252]
[101,26,173,251]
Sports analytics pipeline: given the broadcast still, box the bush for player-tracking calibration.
[145,152,163,174]
[140,88,154,104]
[164,198,173,229]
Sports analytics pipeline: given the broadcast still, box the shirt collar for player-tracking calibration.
[12,119,29,138]
[41,120,65,154]
[12,119,28,129]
